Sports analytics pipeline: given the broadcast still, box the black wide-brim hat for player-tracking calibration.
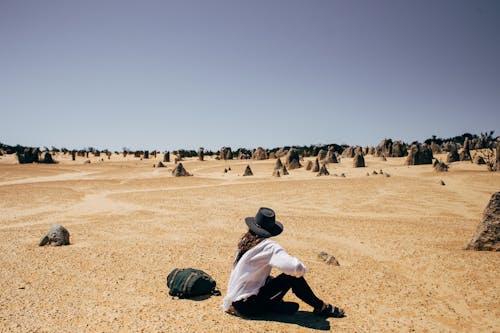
[245,207,283,238]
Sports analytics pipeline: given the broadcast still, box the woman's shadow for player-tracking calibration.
[245,311,331,331]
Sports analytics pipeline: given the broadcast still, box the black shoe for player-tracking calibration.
[313,304,345,318]
[269,301,299,315]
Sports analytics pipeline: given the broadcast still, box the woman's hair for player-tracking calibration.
[234,229,264,265]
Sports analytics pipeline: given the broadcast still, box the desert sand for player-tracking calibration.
[0,152,499,332]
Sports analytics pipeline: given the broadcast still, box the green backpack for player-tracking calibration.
[166,268,220,298]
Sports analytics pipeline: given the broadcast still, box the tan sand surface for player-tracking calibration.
[0,153,499,332]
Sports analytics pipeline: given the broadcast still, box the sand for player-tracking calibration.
[0,152,499,332]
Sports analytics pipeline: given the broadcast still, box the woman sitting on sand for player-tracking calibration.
[222,207,345,318]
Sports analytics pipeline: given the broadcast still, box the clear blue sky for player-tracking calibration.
[1,0,499,151]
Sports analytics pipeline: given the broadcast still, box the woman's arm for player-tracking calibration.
[268,242,307,277]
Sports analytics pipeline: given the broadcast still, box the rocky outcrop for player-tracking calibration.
[172,163,192,177]
[40,152,56,164]
[446,148,460,163]
[220,147,233,160]
[325,147,338,163]
[353,150,365,168]
[466,192,500,251]
[317,149,327,161]
[164,151,170,163]
[433,159,449,172]
[305,160,313,171]
[243,165,253,176]
[252,147,268,160]
[312,158,320,172]
[39,224,70,246]
[317,163,329,176]
[285,148,301,169]
[405,144,433,165]
[198,148,204,161]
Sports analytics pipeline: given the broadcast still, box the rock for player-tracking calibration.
[446,149,460,163]
[325,147,338,163]
[317,149,327,161]
[172,163,192,177]
[274,170,281,177]
[466,192,500,251]
[40,152,56,164]
[164,151,170,163]
[473,154,486,165]
[243,165,253,176]
[39,224,70,246]
[252,147,268,160]
[433,159,449,172]
[143,151,149,159]
[372,170,378,175]
[220,147,233,160]
[353,150,365,168]
[317,164,329,176]
[406,143,433,165]
[274,158,283,170]
[285,148,302,169]
[282,165,289,176]
[340,173,346,177]
[380,155,387,161]
[318,251,339,265]
[341,146,355,158]
[459,138,471,161]
[305,160,313,171]
[157,161,165,168]
[311,158,320,172]
[198,148,204,161]
[440,180,445,186]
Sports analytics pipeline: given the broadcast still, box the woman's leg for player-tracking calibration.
[257,273,324,310]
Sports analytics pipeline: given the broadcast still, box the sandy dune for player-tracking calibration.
[0,153,498,332]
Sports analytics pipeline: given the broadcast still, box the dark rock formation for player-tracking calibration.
[17,148,40,164]
[157,161,165,168]
[466,192,500,251]
[252,147,268,160]
[325,147,338,163]
[459,137,471,161]
[433,159,449,172]
[353,150,365,168]
[391,141,408,157]
[172,163,192,177]
[40,152,56,164]
[318,251,340,265]
[341,146,355,158]
[473,154,486,165]
[164,151,170,163]
[143,151,149,159]
[282,165,289,176]
[312,158,320,172]
[305,160,313,171]
[274,158,283,170]
[446,149,460,163]
[285,148,302,169]
[39,224,70,246]
[220,147,233,160]
[317,149,327,161]
[430,141,441,154]
[317,163,329,176]
[405,144,433,165]
[375,139,392,157]
[243,165,253,176]
[198,148,204,161]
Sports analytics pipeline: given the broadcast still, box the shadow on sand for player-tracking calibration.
[245,311,332,331]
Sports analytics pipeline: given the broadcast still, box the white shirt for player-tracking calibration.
[222,238,307,311]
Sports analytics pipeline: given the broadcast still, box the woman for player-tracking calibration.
[223,207,345,318]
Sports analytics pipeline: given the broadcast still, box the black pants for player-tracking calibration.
[232,274,324,316]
